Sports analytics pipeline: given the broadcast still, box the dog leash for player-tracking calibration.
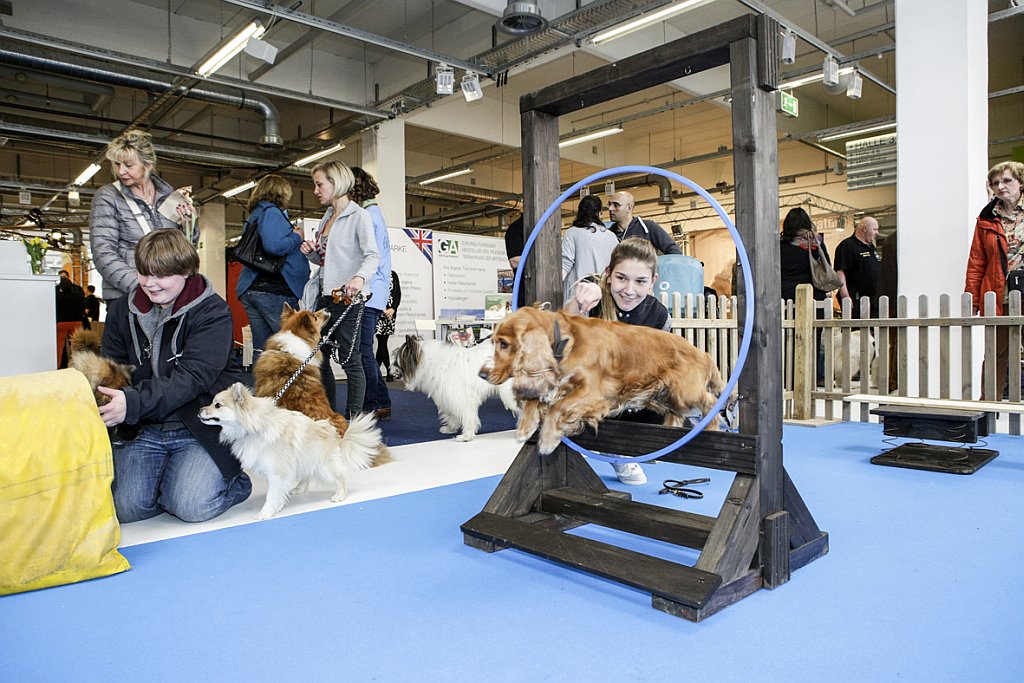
[272,291,369,404]
[658,478,710,499]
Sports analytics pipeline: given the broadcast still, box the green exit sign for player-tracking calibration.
[779,90,799,118]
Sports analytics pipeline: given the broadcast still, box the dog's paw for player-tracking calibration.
[537,433,561,454]
[255,509,275,521]
[330,492,347,503]
[439,424,458,434]
[455,432,476,442]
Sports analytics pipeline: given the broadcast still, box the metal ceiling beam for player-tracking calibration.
[0,25,391,120]
[733,0,895,96]
[219,0,491,77]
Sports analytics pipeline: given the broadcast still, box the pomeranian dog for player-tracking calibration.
[199,383,381,520]
[390,335,518,441]
[67,328,139,442]
[254,303,390,465]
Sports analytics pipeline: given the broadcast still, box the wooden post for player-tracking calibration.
[793,285,814,419]
[520,109,561,307]
[730,29,788,587]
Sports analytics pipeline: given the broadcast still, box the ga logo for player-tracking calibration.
[438,239,460,256]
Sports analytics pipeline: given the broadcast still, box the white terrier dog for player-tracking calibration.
[199,383,381,520]
[390,335,518,441]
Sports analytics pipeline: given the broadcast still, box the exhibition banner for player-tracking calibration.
[431,231,511,318]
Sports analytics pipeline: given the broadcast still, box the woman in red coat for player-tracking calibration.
[964,161,1024,398]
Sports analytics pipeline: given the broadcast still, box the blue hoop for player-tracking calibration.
[512,165,755,464]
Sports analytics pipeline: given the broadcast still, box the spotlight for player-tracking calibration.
[67,189,80,207]
[846,70,863,99]
[822,55,840,87]
[461,72,484,102]
[243,37,278,65]
[436,63,455,96]
[781,29,796,65]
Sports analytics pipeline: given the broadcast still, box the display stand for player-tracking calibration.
[461,15,827,621]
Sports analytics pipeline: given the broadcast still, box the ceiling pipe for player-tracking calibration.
[0,89,95,116]
[5,69,115,112]
[0,47,283,149]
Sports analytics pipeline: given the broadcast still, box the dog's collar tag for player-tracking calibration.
[552,320,568,362]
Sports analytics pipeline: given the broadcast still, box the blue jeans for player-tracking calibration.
[112,426,252,523]
[360,307,390,412]
[240,289,299,353]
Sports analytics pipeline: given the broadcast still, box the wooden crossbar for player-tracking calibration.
[462,511,723,609]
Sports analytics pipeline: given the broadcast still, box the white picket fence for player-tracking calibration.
[661,285,1024,435]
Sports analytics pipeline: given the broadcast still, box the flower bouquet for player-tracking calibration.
[22,237,47,275]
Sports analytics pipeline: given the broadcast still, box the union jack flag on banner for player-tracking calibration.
[403,228,433,263]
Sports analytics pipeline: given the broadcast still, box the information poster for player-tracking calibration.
[431,231,511,318]
[388,227,435,344]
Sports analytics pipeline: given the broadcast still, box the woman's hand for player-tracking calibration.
[344,275,365,298]
[96,386,127,427]
[383,308,395,320]
[175,198,196,222]
[570,281,602,315]
[300,240,316,255]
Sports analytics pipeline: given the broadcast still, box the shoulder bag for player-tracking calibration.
[806,236,842,292]
[234,209,286,275]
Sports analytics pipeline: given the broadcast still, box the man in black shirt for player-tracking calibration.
[834,216,881,317]
[607,191,682,255]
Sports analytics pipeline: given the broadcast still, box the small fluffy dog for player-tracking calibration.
[391,335,518,441]
[480,306,725,454]
[68,328,134,405]
[67,328,139,442]
[822,328,878,385]
[199,383,381,520]
[254,304,390,465]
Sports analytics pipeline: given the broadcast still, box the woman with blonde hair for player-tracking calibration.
[235,174,309,353]
[300,160,379,417]
[89,129,195,301]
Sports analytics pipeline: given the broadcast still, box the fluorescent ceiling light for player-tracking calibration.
[291,143,345,168]
[72,163,101,186]
[592,0,709,44]
[558,126,624,148]
[779,66,854,90]
[196,21,266,77]
[819,121,896,142]
[419,168,473,185]
[222,180,257,198]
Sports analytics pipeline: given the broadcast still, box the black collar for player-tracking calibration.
[551,319,568,362]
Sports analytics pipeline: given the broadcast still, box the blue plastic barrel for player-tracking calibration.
[657,254,704,312]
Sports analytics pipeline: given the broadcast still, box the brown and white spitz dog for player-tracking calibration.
[68,328,139,442]
[253,303,391,466]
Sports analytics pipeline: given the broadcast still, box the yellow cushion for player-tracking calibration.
[0,369,129,595]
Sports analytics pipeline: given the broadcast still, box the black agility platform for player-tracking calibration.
[869,405,999,475]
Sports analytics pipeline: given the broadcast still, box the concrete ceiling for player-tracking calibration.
[0,0,1020,238]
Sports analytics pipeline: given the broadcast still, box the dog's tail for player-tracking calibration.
[69,328,102,356]
[338,412,389,471]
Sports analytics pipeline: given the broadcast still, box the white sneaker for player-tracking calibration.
[612,462,647,486]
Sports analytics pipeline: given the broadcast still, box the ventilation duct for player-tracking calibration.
[0,48,283,149]
[496,1,548,36]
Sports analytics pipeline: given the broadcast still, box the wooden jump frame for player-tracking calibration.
[461,14,827,621]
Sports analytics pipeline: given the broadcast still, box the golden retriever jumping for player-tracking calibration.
[479,306,725,454]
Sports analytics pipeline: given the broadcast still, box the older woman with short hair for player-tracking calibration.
[965,160,1024,398]
[301,160,380,418]
[89,129,195,301]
